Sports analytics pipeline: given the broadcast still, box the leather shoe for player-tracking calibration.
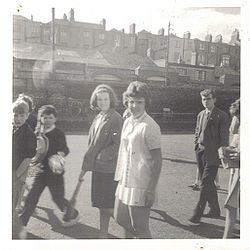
[202,211,220,218]
[188,215,201,225]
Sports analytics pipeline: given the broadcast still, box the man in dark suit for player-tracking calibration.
[189,89,229,225]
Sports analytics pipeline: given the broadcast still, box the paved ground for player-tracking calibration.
[23,134,239,240]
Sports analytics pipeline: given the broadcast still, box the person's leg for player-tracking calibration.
[214,171,220,189]
[47,173,79,226]
[12,173,26,238]
[98,208,113,238]
[19,172,47,226]
[191,163,219,222]
[129,206,151,239]
[205,166,220,215]
[114,197,135,238]
[223,206,237,238]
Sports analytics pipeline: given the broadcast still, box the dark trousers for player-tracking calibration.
[20,167,73,226]
[194,150,220,217]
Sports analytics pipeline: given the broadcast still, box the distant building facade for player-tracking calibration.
[13,8,240,89]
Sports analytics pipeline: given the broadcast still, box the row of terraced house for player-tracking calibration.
[13,8,240,91]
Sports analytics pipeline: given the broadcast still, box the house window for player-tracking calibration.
[60,31,67,43]
[31,25,39,34]
[195,70,206,81]
[115,35,121,47]
[186,41,192,49]
[177,68,187,75]
[223,47,228,53]
[44,29,50,41]
[161,39,166,46]
[198,54,205,64]
[98,33,105,40]
[83,31,89,38]
[175,40,180,48]
[221,55,230,66]
[210,45,215,53]
[129,36,135,46]
[174,52,180,62]
[199,42,205,50]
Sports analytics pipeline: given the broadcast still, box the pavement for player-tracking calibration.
[21,134,240,241]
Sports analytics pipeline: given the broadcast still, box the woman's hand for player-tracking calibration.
[145,190,155,208]
[78,170,86,182]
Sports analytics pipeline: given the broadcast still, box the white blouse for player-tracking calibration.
[115,112,161,206]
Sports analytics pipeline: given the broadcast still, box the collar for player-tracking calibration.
[44,124,56,134]
[205,106,214,114]
[131,111,147,123]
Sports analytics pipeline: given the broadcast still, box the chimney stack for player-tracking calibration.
[63,13,67,21]
[129,23,136,34]
[69,8,75,22]
[205,34,212,42]
[100,18,106,30]
[183,31,191,39]
[214,34,222,43]
[158,28,164,36]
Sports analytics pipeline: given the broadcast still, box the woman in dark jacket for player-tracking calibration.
[78,84,123,238]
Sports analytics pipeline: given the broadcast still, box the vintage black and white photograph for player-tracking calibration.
[7,0,250,248]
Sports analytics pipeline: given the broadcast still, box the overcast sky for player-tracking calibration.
[14,0,241,43]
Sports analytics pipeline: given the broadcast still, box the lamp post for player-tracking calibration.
[165,21,171,86]
[51,8,55,77]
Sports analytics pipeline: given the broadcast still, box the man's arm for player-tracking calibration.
[194,113,201,150]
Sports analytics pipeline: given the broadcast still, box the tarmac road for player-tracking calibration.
[24,134,239,240]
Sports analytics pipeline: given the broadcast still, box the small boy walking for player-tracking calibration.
[20,105,80,229]
[12,100,37,238]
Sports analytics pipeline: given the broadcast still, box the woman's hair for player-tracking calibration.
[13,100,29,114]
[90,84,118,110]
[123,81,151,109]
[17,93,34,112]
[229,98,240,119]
[39,105,58,118]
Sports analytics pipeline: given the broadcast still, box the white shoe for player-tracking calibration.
[61,214,80,227]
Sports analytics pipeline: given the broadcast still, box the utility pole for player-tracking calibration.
[51,8,55,75]
[165,21,171,86]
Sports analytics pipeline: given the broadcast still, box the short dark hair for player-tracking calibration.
[13,100,29,114]
[200,89,216,98]
[90,84,118,110]
[17,93,34,112]
[123,81,151,109]
[39,105,57,117]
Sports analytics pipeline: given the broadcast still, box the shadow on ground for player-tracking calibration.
[28,206,118,239]
[150,209,239,239]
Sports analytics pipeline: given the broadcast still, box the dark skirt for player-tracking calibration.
[91,171,118,208]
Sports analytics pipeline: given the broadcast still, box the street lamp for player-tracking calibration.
[165,21,172,86]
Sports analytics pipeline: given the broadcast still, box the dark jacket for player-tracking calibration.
[42,127,69,168]
[82,109,123,173]
[194,107,229,166]
[12,123,36,171]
